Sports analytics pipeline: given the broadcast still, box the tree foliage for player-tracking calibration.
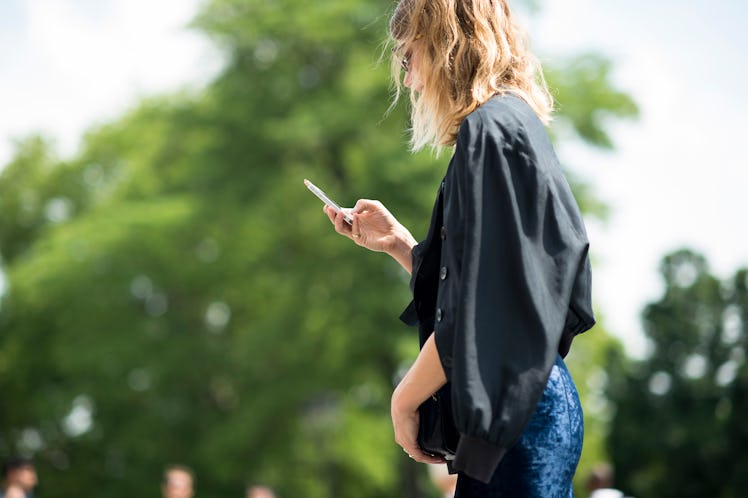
[0,1,636,496]
[607,249,748,498]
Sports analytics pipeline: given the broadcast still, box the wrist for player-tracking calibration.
[387,225,417,261]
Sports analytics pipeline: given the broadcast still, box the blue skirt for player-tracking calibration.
[454,355,584,498]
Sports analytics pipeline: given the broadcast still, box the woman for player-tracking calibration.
[2,485,26,498]
[324,0,595,495]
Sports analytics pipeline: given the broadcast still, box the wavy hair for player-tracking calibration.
[389,0,553,151]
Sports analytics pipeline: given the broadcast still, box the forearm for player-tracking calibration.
[392,333,448,412]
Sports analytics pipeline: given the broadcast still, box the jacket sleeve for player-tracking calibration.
[434,106,594,482]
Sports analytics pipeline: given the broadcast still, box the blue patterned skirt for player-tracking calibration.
[454,355,584,498]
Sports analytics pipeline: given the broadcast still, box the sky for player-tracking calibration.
[1,0,746,358]
[529,0,748,356]
[0,0,219,163]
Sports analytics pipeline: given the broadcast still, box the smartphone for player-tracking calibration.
[304,179,353,225]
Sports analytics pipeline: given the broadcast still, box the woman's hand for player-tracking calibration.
[391,387,447,465]
[390,334,448,464]
[324,199,405,253]
[324,199,417,273]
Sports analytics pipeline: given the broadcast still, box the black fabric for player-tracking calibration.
[399,93,595,483]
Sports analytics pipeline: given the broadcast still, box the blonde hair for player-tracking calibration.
[389,0,553,151]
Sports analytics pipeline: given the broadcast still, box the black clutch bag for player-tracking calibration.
[417,383,459,459]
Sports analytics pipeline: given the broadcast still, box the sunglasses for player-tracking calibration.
[394,34,423,73]
[393,44,411,72]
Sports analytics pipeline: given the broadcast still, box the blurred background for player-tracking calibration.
[0,1,746,497]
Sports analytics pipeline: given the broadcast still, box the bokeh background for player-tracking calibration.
[1,1,746,497]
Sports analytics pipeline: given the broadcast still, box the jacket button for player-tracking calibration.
[436,308,443,322]
[439,266,448,280]
[440,226,447,240]
[443,355,453,367]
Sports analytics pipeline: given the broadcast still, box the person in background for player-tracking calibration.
[428,463,457,498]
[587,463,628,498]
[161,465,195,498]
[324,0,595,495]
[246,484,277,498]
[2,485,25,498]
[1,457,38,498]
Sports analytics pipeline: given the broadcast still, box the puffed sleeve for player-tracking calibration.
[434,101,595,482]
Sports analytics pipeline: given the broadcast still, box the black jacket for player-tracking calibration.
[400,94,595,483]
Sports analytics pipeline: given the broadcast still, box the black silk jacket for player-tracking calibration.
[399,94,595,483]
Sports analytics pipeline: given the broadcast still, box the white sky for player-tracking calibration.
[530,0,748,356]
[0,0,219,163]
[1,0,747,357]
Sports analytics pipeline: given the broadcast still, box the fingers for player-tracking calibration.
[352,198,384,215]
[323,205,337,224]
[324,206,358,241]
[393,410,447,465]
[398,442,447,465]
[350,213,362,243]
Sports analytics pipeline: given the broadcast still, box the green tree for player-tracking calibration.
[0,1,636,496]
[607,249,748,498]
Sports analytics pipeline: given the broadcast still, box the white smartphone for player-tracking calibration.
[304,179,353,225]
